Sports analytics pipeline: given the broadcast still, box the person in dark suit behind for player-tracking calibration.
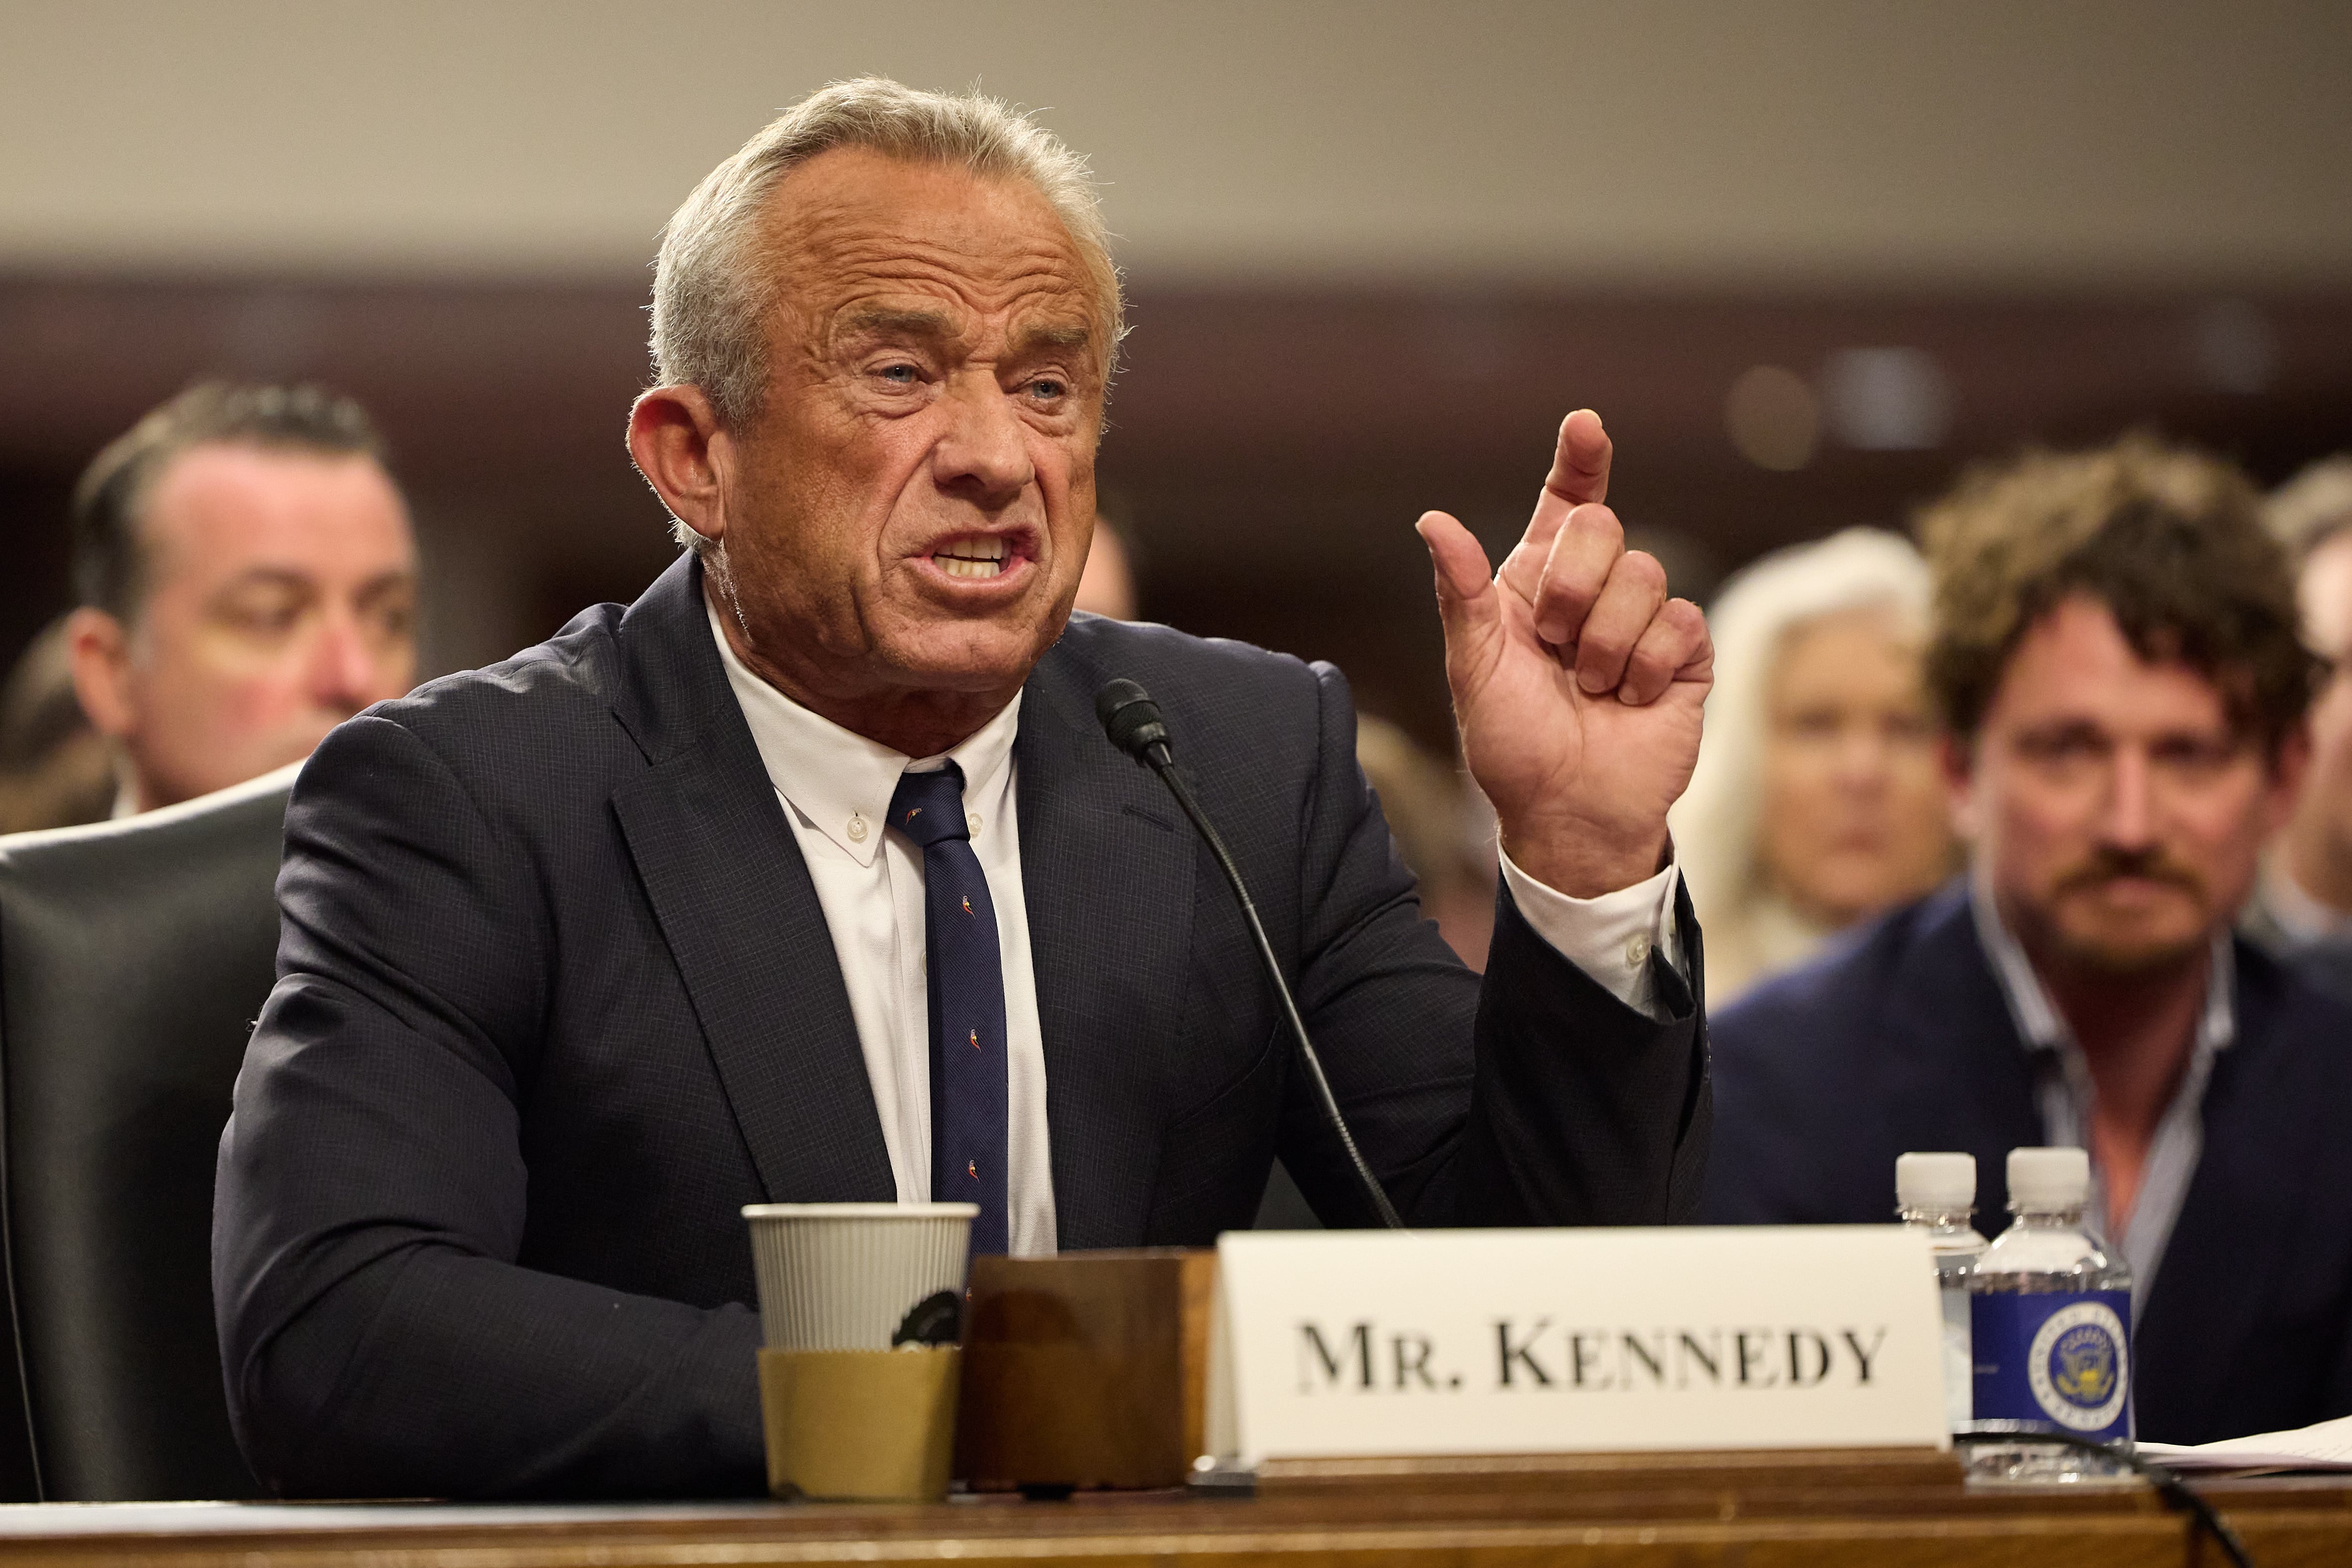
[213,79,1716,1499]
[1701,437,2352,1445]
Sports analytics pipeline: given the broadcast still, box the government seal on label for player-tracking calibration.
[2025,1300,2128,1431]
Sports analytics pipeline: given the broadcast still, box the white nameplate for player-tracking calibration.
[1205,1227,1946,1462]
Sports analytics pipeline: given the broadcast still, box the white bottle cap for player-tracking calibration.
[2007,1146,2091,1209]
[1896,1152,1977,1211]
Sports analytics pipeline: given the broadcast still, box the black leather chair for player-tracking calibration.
[0,764,295,1500]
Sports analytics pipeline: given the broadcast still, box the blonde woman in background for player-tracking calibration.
[1669,527,1957,1003]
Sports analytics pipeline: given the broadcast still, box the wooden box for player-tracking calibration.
[955,1248,1215,1491]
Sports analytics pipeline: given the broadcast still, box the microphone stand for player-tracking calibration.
[1098,680,1406,1232]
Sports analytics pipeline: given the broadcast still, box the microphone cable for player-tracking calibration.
[1096,678,1405,1232]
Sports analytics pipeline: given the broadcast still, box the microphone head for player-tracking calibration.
[1095,678,1171,763]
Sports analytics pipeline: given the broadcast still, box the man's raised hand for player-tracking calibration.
[1417,409,1712,900]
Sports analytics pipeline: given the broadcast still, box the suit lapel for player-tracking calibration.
[1015,647,1197,1250]
[606,558,894,1204]
[2138,954,2308,1426]
[1884,888,2047,1218]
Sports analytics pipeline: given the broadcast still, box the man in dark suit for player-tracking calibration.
[214,79,1715,1497]
[1702,438,2352,1445]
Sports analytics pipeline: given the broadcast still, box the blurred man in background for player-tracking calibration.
[1670,527,1955,1002]
[1702,438,2352,1445]
[54,382,417,819]
[2245,458,2352,996]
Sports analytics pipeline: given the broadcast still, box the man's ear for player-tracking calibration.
[627,385,732,547]
[1939,731,1980,843]
[64,606,135,741]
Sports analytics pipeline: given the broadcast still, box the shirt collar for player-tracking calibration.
[1969,865,2235,1056]
[706,595,1022,868]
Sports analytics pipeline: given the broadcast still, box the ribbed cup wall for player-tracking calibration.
[743,1203,978,1350]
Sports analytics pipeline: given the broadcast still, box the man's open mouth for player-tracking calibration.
[933,536,1011,580]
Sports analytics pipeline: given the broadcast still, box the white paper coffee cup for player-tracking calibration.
[742,1203,978,1351]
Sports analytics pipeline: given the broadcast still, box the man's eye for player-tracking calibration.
[1028,377,1067,401]
[223,600,301,635]
[877,364,921,385]
[1784,709,1842,739]
[2156,739,2238,771]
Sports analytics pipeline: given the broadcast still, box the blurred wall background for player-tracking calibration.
[3,0,2349,750]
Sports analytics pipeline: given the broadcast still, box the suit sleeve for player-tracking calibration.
[1278,661,1710,1229]
[212,715,766,1499]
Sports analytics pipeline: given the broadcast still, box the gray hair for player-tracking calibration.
[2267,456,2352,567]
[649,78,1123,555]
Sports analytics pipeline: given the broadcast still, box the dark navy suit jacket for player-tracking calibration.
[1701,880,2352,1444]
[213,554,1710,1498]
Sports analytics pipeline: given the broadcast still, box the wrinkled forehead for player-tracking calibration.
[752,148,1109,357]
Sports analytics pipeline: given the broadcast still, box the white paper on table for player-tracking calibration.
[2139,1414,2352,1474]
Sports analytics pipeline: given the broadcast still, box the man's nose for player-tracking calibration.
[306,610,382,715]
[931,373,1035,503]
[1833,726,1891,790]
[2100,747,2159,850]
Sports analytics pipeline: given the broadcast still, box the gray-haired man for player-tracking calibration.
[215,79,1715,1497]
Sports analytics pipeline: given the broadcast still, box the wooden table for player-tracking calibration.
[0,1453,2345,1567]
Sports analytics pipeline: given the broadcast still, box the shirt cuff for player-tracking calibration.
[1496,848,1684,1020]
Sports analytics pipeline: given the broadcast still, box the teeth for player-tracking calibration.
[935,537,1011,579]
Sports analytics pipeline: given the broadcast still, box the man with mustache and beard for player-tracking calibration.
[1699,437,2352,1446]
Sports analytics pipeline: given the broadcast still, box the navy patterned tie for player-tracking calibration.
[889,763,1009,1255]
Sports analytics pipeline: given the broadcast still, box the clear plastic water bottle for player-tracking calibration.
[1965,1147,2134,1483]
[1896,1152,1986,1434]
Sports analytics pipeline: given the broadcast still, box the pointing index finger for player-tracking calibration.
[1499,410,1615,607]
[1543,409,1612,509]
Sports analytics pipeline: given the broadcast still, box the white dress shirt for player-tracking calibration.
[708,601,1681,1255]
[1970,870,2232,1309]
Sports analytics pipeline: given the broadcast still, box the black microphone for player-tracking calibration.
[1094,678,1405,1231]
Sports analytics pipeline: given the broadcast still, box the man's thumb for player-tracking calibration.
[1416,510,1498,641]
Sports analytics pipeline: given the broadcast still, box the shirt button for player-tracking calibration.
[1624,932,1652,968]
[968,814,983,836]
[846,815,869,843]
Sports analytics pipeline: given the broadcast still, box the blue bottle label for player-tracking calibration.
[1970,1290,2132,1442]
